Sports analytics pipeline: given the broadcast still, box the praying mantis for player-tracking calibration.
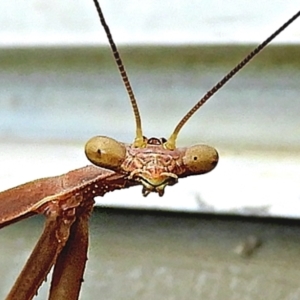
[0,1,299,299]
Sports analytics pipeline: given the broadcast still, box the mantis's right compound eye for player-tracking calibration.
[85,136,126,171]
[183,144,219,175]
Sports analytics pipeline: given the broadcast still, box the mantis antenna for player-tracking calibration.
[92,0,145,148]
[165,10,300,150]
[93,0,300,150]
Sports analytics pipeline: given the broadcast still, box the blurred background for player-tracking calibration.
[1,1,300,299]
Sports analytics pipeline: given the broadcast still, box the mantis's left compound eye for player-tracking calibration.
[85,136,126,171]
[183,144,219,175]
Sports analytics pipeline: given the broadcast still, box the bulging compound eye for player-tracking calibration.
[183,145,219,175]
[85,136,126,171]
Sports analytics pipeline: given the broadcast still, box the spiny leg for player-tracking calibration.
[5,194,84,300]
[48,199,94,300]
[5,213,75,300]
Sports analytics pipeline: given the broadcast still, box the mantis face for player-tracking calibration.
[85,136,218,196]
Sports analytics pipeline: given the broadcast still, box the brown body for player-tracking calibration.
[0,165,131,229]
[0,165,135,299]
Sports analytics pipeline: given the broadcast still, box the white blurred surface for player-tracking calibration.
[0,1,299,46]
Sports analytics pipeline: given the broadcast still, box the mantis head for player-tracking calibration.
[85,0,300,196]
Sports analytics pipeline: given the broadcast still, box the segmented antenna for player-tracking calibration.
[165,10,300,150]
[92,0,145,148]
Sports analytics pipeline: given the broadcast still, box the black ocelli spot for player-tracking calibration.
[97,149,101,155]
[147,138,162,145]
[193,156,198,161]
